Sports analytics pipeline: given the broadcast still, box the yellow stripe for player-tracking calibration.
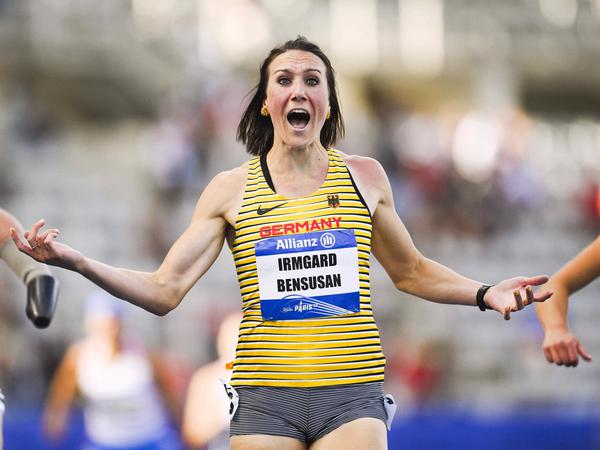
[235,346,383,358]
[234,354,383,365]
[237,331,381,342]
[239,323,378,335]
[234,360,385,373]
[235,338,382,350]
[231,367,384,380]
[230,374,384,388]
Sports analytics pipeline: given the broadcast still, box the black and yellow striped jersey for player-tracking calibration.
[229,148,385,387]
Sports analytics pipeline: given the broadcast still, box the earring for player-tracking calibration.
[260,103,269,117]
[326,108,331,120]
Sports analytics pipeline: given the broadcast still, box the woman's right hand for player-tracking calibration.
[10,219,83,271]
[543,327,592,367]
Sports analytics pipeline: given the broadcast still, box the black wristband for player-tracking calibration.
[476,284,494,311]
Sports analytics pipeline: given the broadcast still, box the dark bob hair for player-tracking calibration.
[236,36,345,156]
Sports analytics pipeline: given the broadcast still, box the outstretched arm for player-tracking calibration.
[350,156,551,319]
[535,235,600,366]
[10,170,241,315]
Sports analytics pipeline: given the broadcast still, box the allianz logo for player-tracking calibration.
[275,232,337,250]
[319,232,336,248]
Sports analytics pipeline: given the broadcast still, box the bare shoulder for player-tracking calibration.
[194,161,249,224]
[338,152,390,212]
[340,152,388,188]
[207,162,248,196]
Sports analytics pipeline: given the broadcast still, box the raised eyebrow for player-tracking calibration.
[273,68,322,75]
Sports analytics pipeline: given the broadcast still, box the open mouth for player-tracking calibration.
[286,109,310,130]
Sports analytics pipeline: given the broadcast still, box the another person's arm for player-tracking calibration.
[0,209,50,282]
[535,236,600,366]
[149,352,182,427]
[348,155,552,319]
[42,345,80,441]
[10,170,242,315]
[0,209,59,328]
[182,365,226,449]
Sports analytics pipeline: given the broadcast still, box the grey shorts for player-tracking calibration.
[229,382,390,444]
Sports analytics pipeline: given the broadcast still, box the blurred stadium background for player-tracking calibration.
[1,0,600,448]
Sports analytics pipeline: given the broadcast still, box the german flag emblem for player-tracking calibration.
[327,194,340,208]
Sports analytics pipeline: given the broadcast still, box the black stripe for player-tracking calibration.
[233,362,386,370]
[231,373,384,381]
[234,350,383,358]
[251,322,378,330]
[345,165,371,216]
[237,336,381,345]
[260,151,276,192]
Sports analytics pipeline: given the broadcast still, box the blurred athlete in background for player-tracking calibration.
[0,208,59,450]
[182,311,241,450]
[42,290,181,450]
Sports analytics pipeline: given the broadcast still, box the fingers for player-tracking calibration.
[543,347,553,363]
[513,286,552,309]
[9,220,56,254]
[520,275,549,287]
[26,219,46,245]
[532,290,553,303]
[513,289,524,310]
[10,227,33,254]
[565,343,578,367]
[525,286,534,305]
[503,306,511,321]
[577,342,593,362]
[544,339,588,367]
[545,343,568,366]
[41,228,60,244]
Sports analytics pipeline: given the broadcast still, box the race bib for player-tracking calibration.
[255,229,360,321]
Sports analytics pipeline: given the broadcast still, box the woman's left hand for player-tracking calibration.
[484,276,553,320]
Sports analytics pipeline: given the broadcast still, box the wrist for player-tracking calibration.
[72,253,87,273]
[476,284,494,311]
[543,322,570,333]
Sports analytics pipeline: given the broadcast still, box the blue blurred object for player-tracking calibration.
[5,406,600,450]
[4,407,181,450]
[388,407,600,450]
[4,407,84,450]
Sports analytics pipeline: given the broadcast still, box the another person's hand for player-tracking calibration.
[543,327,592,367]
[10,219,82,270]
[485,276,553,320]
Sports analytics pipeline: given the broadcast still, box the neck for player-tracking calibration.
[267,142,328,175]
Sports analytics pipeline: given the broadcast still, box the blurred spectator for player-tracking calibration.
[42,291,182,450]
[386,338,448,410]
[181,311,241,450]
[143,115,202,260]
[580,181,600,230]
